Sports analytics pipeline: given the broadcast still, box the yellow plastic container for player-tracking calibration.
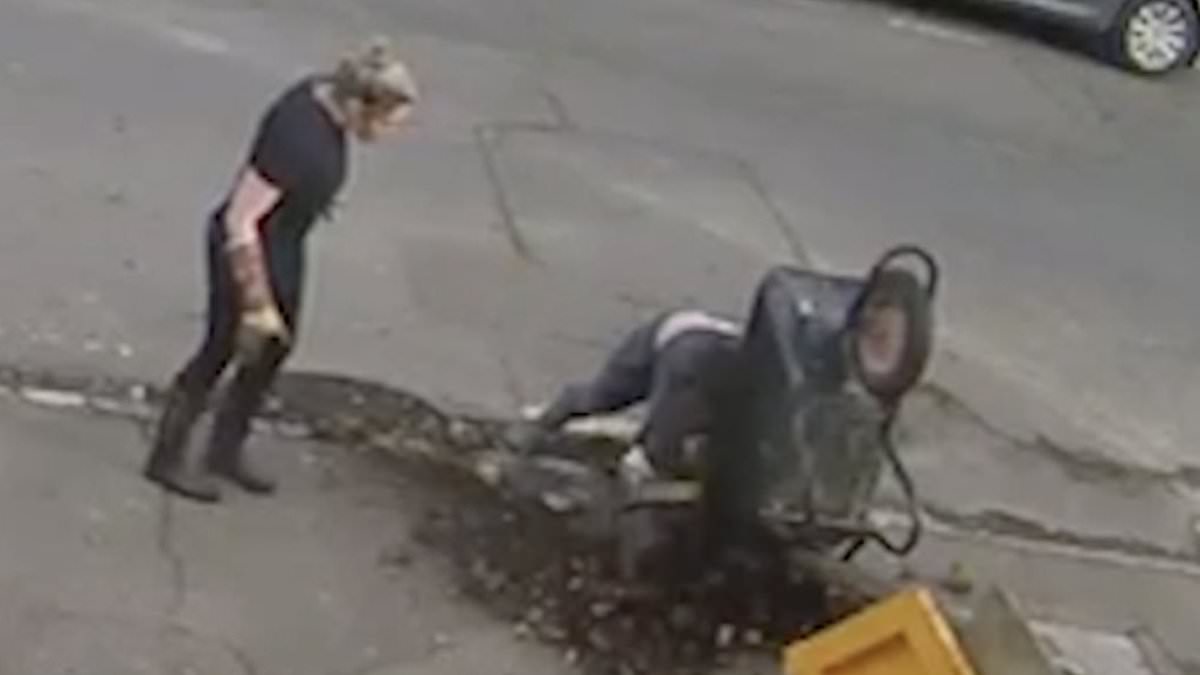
[784,587,979,675]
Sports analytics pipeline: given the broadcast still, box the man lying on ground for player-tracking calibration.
[505,309,743,483]
[504,264,927,487]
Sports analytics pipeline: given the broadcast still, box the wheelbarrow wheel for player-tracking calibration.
[849,267,933,401]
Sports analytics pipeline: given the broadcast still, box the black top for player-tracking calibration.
[213,77,347,247]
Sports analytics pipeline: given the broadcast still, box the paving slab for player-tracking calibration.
[0,393,228,674]
[165,430,565,675]
[491,126,799,314]
[435,126,802,405]
[859,522,1200,673]
[0,392,167,624]
[0,393,564,675]
[888,389,1200,559]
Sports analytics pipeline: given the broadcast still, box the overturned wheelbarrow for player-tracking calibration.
[619,246,939,583]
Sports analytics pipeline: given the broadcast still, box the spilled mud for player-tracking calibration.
[269,372,868,675]
[0,366,877,674]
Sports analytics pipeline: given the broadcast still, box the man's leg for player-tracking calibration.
[143,224,238,503]
[506,315,662,453]
[538,316,661,428]
[638,331,733,477]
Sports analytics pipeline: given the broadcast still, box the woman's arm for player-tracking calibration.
[223,166,281,312]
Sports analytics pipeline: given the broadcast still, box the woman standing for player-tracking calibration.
[143,39,418,503]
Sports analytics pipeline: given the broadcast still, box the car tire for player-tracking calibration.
[1106,0,1199,75]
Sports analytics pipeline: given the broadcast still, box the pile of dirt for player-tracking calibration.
[265,372,869,675]
[408,464,848,675]
[0,366,882,674]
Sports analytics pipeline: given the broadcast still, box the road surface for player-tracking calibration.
[1,0,1199,670]
[2,0,1198,473]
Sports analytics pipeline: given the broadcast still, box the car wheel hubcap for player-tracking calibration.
[1127,1,1191,72]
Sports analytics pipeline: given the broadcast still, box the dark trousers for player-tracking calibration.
[152,221,305,469]
[540,317,660,429]
[541,313,735,474]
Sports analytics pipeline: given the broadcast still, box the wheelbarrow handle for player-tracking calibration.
[868,244,941,300]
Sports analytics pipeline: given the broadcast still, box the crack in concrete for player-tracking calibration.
[734,157,810,265]
[540,87,575,131]
[544,328,616,353]
[337,654,425,675]
[495,350,526,413]
[472,123,537,262]
[148,621,261,675]
[222,636,261,675]
[921,503,1188,562]
[613,290,670,315]
[151,464,262,675]
[25,603,259,675]
[918,382,1200,491]
[155,493,187,620]
[469,120,811,266]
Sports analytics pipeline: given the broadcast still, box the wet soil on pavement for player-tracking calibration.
[270,373,865,675]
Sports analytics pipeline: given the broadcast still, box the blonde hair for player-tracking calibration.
[329,37,417,108]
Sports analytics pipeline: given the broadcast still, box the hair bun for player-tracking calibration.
[330,36,417,106]
[361,36,392,69]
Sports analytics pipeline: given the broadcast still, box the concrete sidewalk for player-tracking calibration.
[0,392,563,675]
[4,366,1200,674]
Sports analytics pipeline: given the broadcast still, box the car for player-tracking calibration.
[984,0,1199,74]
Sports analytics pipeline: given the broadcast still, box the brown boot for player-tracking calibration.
[143,384,221,504]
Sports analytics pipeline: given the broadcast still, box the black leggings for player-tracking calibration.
[171,221,305,452]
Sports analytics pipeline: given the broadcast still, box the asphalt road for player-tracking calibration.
[410,0,1200,473]
[4,0,1200,668]
[369,0,1200,472]
[2,0,1198,476]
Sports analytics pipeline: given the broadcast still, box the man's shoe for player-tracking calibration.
[143,465,222,504]
[502,420,553,455]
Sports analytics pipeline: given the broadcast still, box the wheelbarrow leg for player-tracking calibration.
[616,508,659,582]
[841,536,868,562]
